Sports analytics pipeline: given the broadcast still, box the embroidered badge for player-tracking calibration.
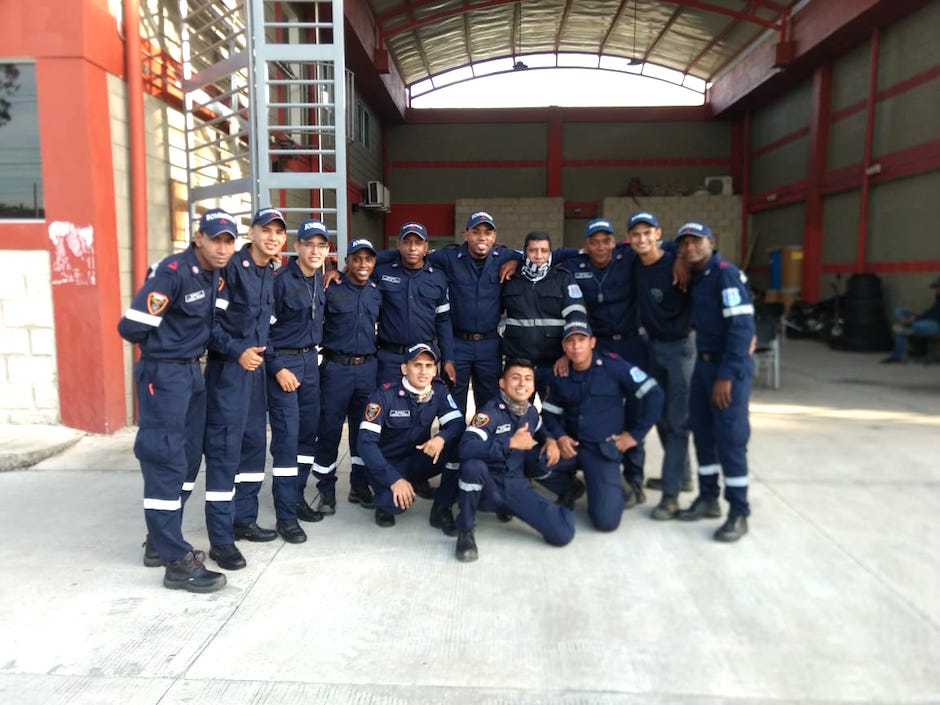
[568,284,583,298]
[629,366,648,383]
[472,413,489,428]
[146,292,169,315]
[447,394,458,409]
[722,287,742,307]
[365,402,381,422]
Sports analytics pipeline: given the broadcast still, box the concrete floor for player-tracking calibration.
[0,339,938,705]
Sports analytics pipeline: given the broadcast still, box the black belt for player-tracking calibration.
[276,346,317,355]
[698,352,722,362]
[455,329,498,341]
[143,355,202,365]
[378,342,406,354]
[323,350,375,366]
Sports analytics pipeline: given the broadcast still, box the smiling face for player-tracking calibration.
[345,249,376,286]
[627,222,661,258]
[464,224,496,259]
[499,364,535,404]
[562,332,596,370]
[250,220,287,264]
[584,230,616,268]
[401,352,437,388]
[678,235,714,270]
[294,235,328,275]
[193,231,236,271]
[398,233,428,269]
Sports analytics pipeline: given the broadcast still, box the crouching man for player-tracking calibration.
[357,343,464,528]
[454,359,575,562]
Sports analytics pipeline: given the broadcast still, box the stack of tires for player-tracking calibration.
[829,273,893,352]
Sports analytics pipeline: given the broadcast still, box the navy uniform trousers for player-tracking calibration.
[689,358,751,516]
[647,336,694,496]
[457,456,574,546]
[452,336,501,415]
[267,348,321,519]
[313,356,378,496]
[204,358,267,542]
[134,358,205,561]
[372,452,450,516]
[542,442,625,532]
[596,334,649,487]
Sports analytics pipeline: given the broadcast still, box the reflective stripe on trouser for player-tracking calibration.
[313,357,378,495]
[267,349,321,520]
[552,447,624,532]
[456,458,574,546]
[452,336,501,416]
[134,358,205,563]
[649,336,694,496]
[371,451,443,515]
[689,358,752,517]
[202,359,263,543]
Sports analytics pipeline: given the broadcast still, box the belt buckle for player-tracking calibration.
[351,356,364,365]
[471,332,483,341]
[611,334,623,341]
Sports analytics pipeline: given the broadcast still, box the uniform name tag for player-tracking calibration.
[184,290,206,303]
[389,409,410,418]
[495,424,512,434]
[381,274,401,284]
[574,272,593,279]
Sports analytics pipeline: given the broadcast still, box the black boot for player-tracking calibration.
[296,499,324,523]
[455,531,478,562]
[209,543,247,570]
[677,496,723,521]
[429,503,458,536]
[348,485,375,509]
[276,519,308,544]
[143,536,203,567]
[651,494,679,521]
[623,480,646,509]
[714,514,748,542]
[316,486,336,515]
[555,477,586,510]
[234,521,278,541]
[163,551,227,593]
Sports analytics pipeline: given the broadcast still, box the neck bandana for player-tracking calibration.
[521,255,552,283]
[402,376,434,403]
[499,389,530,417]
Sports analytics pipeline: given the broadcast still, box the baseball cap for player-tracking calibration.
[562,320,593,340]
[628,211,659,230]
[466,211,496,230]
[348,238,377,256]
[404,342,439,363]
[676,221,713,240]
[399,222,429,240]
[199,208,238,238]
[251,207,286,228]
[584,218,614,238]
[297,218,329,241]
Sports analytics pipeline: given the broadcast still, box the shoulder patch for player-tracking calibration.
[568,284,583,298]
[722,287,742,307]
[472,412,490,428]
[446,393,458,409]
[147,292,169,315]
[629,366,648,383]
[167,260,178,271]
[382,382,391,389]
[365,402,381,422]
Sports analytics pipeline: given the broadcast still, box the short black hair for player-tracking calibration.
[523,230,551,251]
[502,358,535,376]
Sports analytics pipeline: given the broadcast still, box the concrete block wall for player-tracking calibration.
[0,251,60,424]
[454,198,564,250]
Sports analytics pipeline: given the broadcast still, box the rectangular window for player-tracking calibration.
[355,102,371,150]
[0,62,43,219]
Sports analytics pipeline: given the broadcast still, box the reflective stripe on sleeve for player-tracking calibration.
[502,317,565,328]
[635,379,658,398]
[143,497,181,510]
[124,308,163,328]
[360,421,382,434]
[541,400,563,415]
[205,489,235,502]
[698,464,721,476]
[561,303,588,317]
[722,304,755,318]
[439,409,463,425]
[458,480,483,492]
[466,426,487,441]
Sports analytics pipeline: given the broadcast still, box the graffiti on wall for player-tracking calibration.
[49,221,96,285]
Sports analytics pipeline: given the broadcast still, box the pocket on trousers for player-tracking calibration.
[599,439,622,461]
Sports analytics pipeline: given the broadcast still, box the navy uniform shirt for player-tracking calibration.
[118,245,223,359]
[565,244,640,337]
[690,252,755,380]
[541,353,664,443]
[374,255,455,363]
[210,244,276,359]
[321,275,381,356]
[500,266,588,364]
[357,380,465,487]
[634,249,692,342]
[459,397,552,477]
[427,243,517,335]
[265,257,325,376]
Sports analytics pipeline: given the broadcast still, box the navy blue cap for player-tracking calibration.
[628,211,659,230]
[676,221,713,239]
[404,342,439,363]
[398,222,429,240]
[348,238,377,256]
[584,218,614,237]
[562,320,593,340]
[466,211,496,230]
[297,218,329,241]
[199,208,238,238]
[251,207,286,228]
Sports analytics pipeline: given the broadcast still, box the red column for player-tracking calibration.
[802,63,832,303]
[857,28,880,272]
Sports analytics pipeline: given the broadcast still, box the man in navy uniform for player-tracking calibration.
[675,221,755,542]
[627,211,695,520]
[500,230,588,399]
[118,208,236,592]
[264,218,330,544]
[454,358,575,562]
[202,207,285,571]
[311,238,382,514]
[541,321,664,532]
[357,343,464,529]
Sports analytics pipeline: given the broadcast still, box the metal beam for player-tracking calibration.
[643,4,684,63]
[554,0,575,52]
[599,0,631,56]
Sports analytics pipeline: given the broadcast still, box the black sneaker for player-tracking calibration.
[455,531,478,562]
[677,496,723,521]
[714,514,748,542]
[163,551,227,593]
[296,500,324,523]
[375,508,396,528]
[429,504,457,536]
[348,486,375,509]
[316,487,336,516]
[651,494,679,521]
[555,477,586,510]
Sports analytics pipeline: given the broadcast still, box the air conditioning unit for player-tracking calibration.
[704,175,733,195]
[364,180,391,211]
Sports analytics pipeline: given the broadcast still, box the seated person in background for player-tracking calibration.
[454,358,575,563]
[882,277,940,363]
[357,343,465,530]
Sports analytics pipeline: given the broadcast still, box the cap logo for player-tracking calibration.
[203,212,229,222]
